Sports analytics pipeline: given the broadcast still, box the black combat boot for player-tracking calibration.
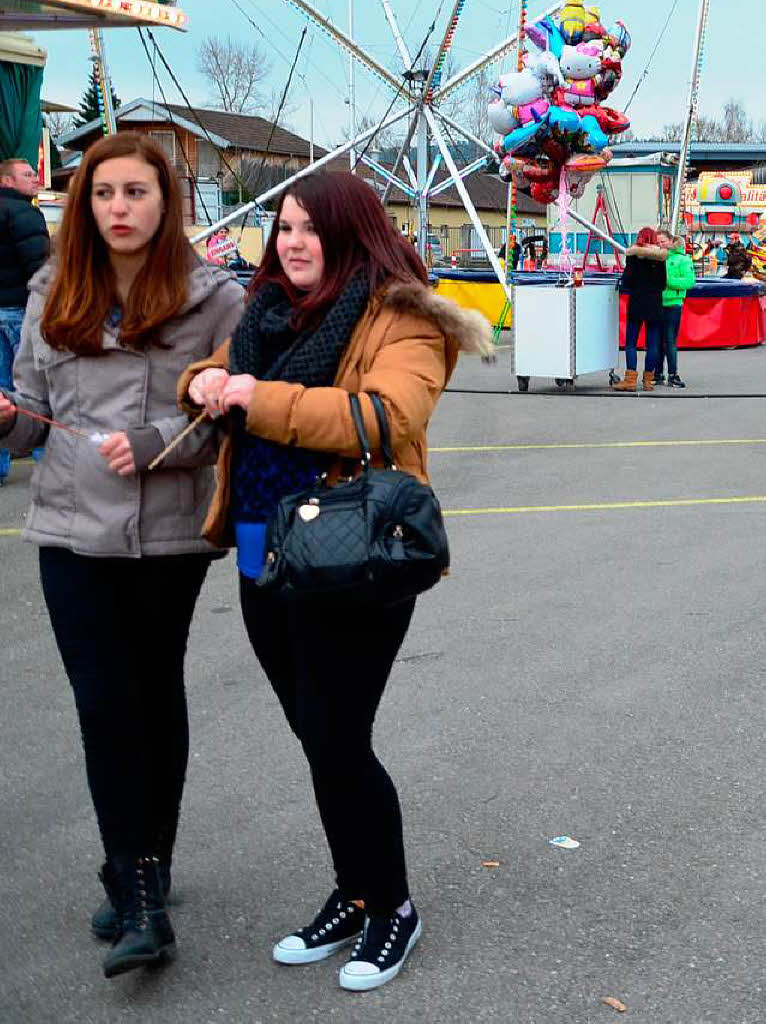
[102,855,176,978]
[91,860,171,940]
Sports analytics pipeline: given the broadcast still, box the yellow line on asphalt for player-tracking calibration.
[431,438,766,453]
[0,528,21,536]
[444,496,766,516]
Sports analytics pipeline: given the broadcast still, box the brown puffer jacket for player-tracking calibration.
[178,280,493,547]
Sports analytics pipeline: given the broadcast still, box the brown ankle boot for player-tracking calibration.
[613,369,638,391]
[642,371,655,391]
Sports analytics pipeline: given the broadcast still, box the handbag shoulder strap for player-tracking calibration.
[348,393,372,467]
[369,392,395,469]
[349,393,396,470]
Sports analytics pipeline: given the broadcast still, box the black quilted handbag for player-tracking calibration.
[256,393,450,603]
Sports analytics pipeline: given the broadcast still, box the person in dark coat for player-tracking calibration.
[724,232,751,279]
[498,234,521,270]
[0,158,50,482]
[614,226,667,392]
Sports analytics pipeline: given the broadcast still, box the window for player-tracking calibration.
[149,130,175,164]
[197,140,220,178]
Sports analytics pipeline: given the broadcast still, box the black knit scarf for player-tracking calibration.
[230,271,370,383]
[229,271,371,523]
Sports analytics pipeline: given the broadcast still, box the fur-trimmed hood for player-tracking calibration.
[626,244,667,262]
[379,280,495,358]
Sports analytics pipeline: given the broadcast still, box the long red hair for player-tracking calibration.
[636,227,658,247]
[42,133,193,354]
[250,171,428,329]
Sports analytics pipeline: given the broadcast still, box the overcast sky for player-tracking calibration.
[35,0,766,148]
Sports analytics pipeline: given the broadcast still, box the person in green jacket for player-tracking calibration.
[655,230,695,387]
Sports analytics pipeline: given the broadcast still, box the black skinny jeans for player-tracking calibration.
[240,577,415,915]
[39,547,210,861]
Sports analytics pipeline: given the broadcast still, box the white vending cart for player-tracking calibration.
[511,277,620,392]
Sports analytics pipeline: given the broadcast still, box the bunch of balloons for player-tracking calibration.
[488,1,631,204]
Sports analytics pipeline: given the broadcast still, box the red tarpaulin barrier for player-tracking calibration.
[619,289,766,349]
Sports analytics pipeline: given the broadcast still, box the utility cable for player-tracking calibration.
[623,0,680,114]
[352,6,443,171]
[136,27,214,226]
[235,26,308,240]
[233,0,348,101]
[144,27,247,195]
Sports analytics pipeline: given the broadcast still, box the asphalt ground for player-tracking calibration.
[2,343,766,1023]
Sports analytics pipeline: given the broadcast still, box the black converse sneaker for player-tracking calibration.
[272,890,365,964]
[339,905,422,991]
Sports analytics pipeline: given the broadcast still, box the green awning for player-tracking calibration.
[0,57,43,165]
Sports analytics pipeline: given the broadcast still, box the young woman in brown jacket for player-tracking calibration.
[180,171,491,991]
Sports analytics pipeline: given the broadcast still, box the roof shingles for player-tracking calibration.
[163,104,328,160]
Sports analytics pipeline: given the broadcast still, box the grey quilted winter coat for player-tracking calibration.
[0,260,245,557]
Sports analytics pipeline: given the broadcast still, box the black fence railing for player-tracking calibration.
[428,225,545,267]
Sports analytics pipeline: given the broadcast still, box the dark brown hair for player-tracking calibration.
[42,132,192,354]
[249,171,428,328]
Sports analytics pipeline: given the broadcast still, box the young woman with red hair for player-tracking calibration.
[180,171,491,991]
[0,133,244,977]
[614,225,668,391]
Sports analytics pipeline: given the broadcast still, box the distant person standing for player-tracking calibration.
[724,232,751,280]
[498,234,520,271]
[614,227,667,392]
[707,239,724,277]
[655,231,695,388]
[0,158,49,483]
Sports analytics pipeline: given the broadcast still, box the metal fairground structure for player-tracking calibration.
[191,0,578,306]
[670,0,711,236]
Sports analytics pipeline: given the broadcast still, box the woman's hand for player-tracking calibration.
[99,432,136,477]
[188,368,230,419]
[0,393,17,425]
[220,374,257,415]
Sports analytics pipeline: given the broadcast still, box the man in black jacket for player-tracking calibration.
[0,158,50,482]
[724,232,752,280]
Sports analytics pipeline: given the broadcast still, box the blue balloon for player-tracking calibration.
[578,114,608,152]
[504,119,549,154]
[547,105,582,134]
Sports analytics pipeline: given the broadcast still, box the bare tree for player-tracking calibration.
[460,65,492,143]
[45,111,75,141]
[721,99,753,142]
[653,98,758,144]
[196,35,272,115]
[263,86,300,128]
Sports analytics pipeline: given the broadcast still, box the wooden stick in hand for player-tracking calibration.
[148,410,209,471]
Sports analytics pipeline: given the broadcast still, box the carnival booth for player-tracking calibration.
[512,273,619,390]
[619,279,766,350]
[433,268,511,329]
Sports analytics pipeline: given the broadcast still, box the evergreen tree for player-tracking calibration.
[74,67,121,128]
